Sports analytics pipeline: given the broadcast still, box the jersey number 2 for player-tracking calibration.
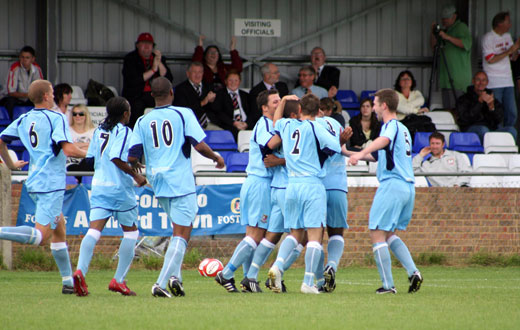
[291,129,301,155]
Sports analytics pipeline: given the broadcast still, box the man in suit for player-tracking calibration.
[310,47,340,98]
[249,63,289,121]
[122,33,173,128]
[211,70,254,138]
[173,62,220,130]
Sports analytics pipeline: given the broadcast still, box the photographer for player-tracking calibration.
[430,4,472,110]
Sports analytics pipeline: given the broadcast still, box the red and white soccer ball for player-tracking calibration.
[198,258,224,277]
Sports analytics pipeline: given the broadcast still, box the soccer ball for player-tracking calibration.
[198,258,224,277]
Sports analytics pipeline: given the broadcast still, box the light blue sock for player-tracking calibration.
[246,238,275,280]
[373,242,394,289]
[282,243,304,272]
[326,235,344,272]
[51,242,73,287]
[157,236,187,288]
[316,248,325,288]
[303,241,322,286]
[388,235,418,277]
[273,235,298,271]
[114,231,138,283]
[77,229,100,275]
[222,236,257,280]
[0,226,42,245]
[242,251,254,279]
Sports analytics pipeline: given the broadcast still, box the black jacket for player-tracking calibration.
[173,80,217,125]
[121,49,173,101]
[249,81,289,123]
[349,114,381,149]
[456,86,503,132]
[211,89,254,136]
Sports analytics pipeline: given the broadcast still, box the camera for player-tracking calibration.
[432,24,442,36]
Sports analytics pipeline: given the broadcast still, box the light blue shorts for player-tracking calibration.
[90,206,138,227]
[285,181,326,229]
[369,178,415,232]
[268,188,287,233]
[240,175,272,229]
[326,190,349,229]
[157,193,198,227]
[29,190,64,229]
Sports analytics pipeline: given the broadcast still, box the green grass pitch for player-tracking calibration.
[0,266,518,329]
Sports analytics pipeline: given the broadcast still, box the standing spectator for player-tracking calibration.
[67,104,96,182]
[249,63,289,120]
[211,70,254,138]
[0,46,43,119]
[173,62,220,130]
[53,83,73,122]
[394,70,429,120]
[122,32,173,128]
[349,98,381,151]
[192,35,243,92]
[456,71,516,141]
[292,66,328,99]
[310,47,340,98]
[482,11,520,130]
[430,4,472,109]
[412,132,471,187]
[320,97,346,128]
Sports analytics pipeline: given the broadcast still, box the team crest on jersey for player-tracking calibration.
[261,214,268,223]
[448,158,455,166]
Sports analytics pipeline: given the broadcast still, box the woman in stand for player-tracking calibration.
[67,104,96,182]
[394,70,429,120]
[349,98,381,151]
[53,83,73,122]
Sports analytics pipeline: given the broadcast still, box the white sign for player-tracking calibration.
[234,19,281,37]
[87,106,107,127]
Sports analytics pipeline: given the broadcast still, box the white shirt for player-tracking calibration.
[482,30,514,88]
[396,90,425,120]
[227,88,247,122]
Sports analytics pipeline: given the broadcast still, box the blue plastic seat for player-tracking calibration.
[346,110,360,118]
[449,132,484,153]
[412,132,433,154]
[360,90,376,101]
[12,106,32,120]
[336,90,360,109]
[205,130,238,151]
[0,106,10,126]
[225,152,249,172]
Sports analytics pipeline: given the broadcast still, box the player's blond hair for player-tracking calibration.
[28,80,52,104]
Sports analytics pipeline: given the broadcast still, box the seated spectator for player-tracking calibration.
[122,32,173,128]
[395,70,429,120]
[174,62,221,130]
[192,35,243,92]
[310,47,340,98]
[319,97,345,127]
[52,83,73,122]
[456,71,516,142]
[211,70,254,138]
[249,63,288,120]
[67,104,96,182]
[292,66,328,99]
[0,46,43,119]
[348,98,381,151]
[412,132,471,187]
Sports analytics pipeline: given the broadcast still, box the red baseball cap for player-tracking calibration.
[136,32,155,44]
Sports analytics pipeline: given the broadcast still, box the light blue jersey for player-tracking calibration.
[87,123,136,211]
[270,147,287,189]
[376,119,415,184]
[128,105,206,198]
[246,116,274,178]
[0,108,71,193]
[316,117,347,192]
[274,118,341,182]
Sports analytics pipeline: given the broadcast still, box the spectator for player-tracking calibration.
[0,46,43,119]
[456,71,516,141]
[310,47,340,98]
[394,70,429,120]
[348,98,381,151]
[430,4,472,109]
[412,132,471,187]
[249,63,289,120]
[211,70,254,138]
[173,62,220,130]
[53,83,73,122]
[482,11,520,130]
[192,35,243,92]
[319,97,346,128]
[292,66,328,99]
[122,32,173,128]
[67,104,96,181]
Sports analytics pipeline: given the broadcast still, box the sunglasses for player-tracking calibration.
[72,112,85,117]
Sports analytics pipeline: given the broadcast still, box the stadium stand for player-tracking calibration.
[345,157,369,172]
[448,132,484,153]
[360,90,376,100]
[12,106,32,120]
[424,111,459,131]
[70,85,87,105]
[470,154,508,187]
[336,89,359,109]
[191,148,227,173]
[503,155,520,187]
[237,130,252,152]
[483,132,518,154]
[412,132,433,154]
[0,106,10,128]
[204,130,237,151]
[225,152,249,172]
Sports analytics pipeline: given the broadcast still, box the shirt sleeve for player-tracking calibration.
[7,66,19,94]
[86,128,99,158]
[0,117,22,142]
[184,109,206,145]
[256,119,275,147]
[128,120,144,158]
[51,112,72,144]
[312,121,341,154]
[380,120,397,146]
[454,22,472,51]
[109,127,131,161]
[482,33,495,62]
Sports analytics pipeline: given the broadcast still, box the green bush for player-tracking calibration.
[417,253,447,266]
[139,255,163,270]
[469,252,520,266]
[13,248,56,271]
[183,247,203,268]
[90,254,115,270]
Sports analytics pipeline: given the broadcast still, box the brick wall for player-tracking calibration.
[9,184,520,266]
